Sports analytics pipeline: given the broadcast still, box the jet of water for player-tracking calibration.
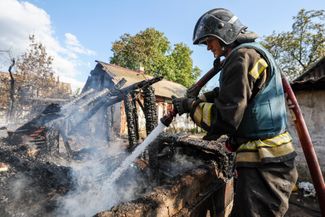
[108,121,166,184]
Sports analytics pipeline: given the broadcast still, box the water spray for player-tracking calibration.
[107,62,223,184]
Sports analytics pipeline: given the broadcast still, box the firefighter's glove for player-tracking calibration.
[172,96,195,115]
[198,87,219,103]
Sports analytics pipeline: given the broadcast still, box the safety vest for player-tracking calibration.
[232,42,288,141]
[226,42,296,164]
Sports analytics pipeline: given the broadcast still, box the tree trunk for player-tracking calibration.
[7,59,15,122]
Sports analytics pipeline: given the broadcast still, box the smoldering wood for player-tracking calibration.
[0,137,72,217]
[65,78,125,130]
[7,103,61,146]
[158,133,235,179]
[106,103,115,142]
[131,92,139,142]
[67,77,161,135]
[142,86,159,181]
[143,85,158,135]
[94,164,233,217]
[93,133,235,217]
[1,123,234,217]
[7,77,163,158]
[124,93,139,150]
[45,127,60,154]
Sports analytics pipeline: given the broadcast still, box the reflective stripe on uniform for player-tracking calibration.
[236,151,261,163]
[202,103,213,127]
[193,104,203,126]
[258,142,295,159]
[237,132,292,151]
[193,102,214,127]
[236,132,295,163]
[249,58,268,79]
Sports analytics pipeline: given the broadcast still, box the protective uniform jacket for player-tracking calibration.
[190,42,296,166]
[235,43,287,139]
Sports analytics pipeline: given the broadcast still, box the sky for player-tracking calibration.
[0,0,324,91]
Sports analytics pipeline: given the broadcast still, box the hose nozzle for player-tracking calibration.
[160,109,177,127]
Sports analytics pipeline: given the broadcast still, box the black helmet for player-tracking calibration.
[193,8,247,45]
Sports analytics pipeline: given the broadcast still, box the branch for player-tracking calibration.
[290,51,306,69]
[8,58,15,80]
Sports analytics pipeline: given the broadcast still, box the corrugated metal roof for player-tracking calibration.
[291,56,325,83]
[291,56,325,90]
[97,61,187,98]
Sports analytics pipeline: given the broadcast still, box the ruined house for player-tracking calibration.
[289,56,325,179]
[82,61,197,141]
[0,62,235,217]
[0,71,72,122]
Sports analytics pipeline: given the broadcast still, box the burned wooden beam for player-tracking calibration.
[131,92,139,142]
[8,104,61,142]
[68,76,162,134]
[143,85,158,135]
[7,77,163,158]
[143,85,159,181]
[124,93,139,150]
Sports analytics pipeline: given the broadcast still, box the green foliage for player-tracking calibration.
[110,28,201,87]
[261,9,325,80]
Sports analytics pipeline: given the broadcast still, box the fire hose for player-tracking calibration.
[160,62,222,127]
[282,74,325,216]
[160,63,325,216]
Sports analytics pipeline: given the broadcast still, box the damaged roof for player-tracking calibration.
[291,57,325,91]
[96,61,187,98]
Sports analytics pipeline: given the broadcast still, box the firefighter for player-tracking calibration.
[172,8,298,217]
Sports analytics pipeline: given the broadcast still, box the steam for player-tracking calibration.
[56,142,149,217]
[53,98,151,217]
[0,85,198,217]
[0,118,7,138]
[6,173,46,217]
[166,151,205,177]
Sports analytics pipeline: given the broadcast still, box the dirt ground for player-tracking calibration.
[286,190,321,217]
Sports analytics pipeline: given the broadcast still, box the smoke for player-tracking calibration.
[52,98,150,217]
[55,142,148,217]
[0,118,7,138]
[166,151,205,177]
[0,86,159,216]
[5,173,47,217]
[0,116,18,132]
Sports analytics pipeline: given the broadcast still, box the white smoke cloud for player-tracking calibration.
[56,142,145,217]
[0,0,95,91]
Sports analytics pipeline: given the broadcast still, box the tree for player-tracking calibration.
[16,35,55,98]
[110,28,201,87]
[169,43,201,87]
[7,58,15,121]
[5,35,72,121]
[262,9,325,80]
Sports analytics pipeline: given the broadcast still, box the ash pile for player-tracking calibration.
[0,76,235,217]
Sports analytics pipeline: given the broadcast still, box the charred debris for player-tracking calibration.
[0,75,235,217]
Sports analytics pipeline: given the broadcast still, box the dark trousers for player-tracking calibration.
[231,159,298,217]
